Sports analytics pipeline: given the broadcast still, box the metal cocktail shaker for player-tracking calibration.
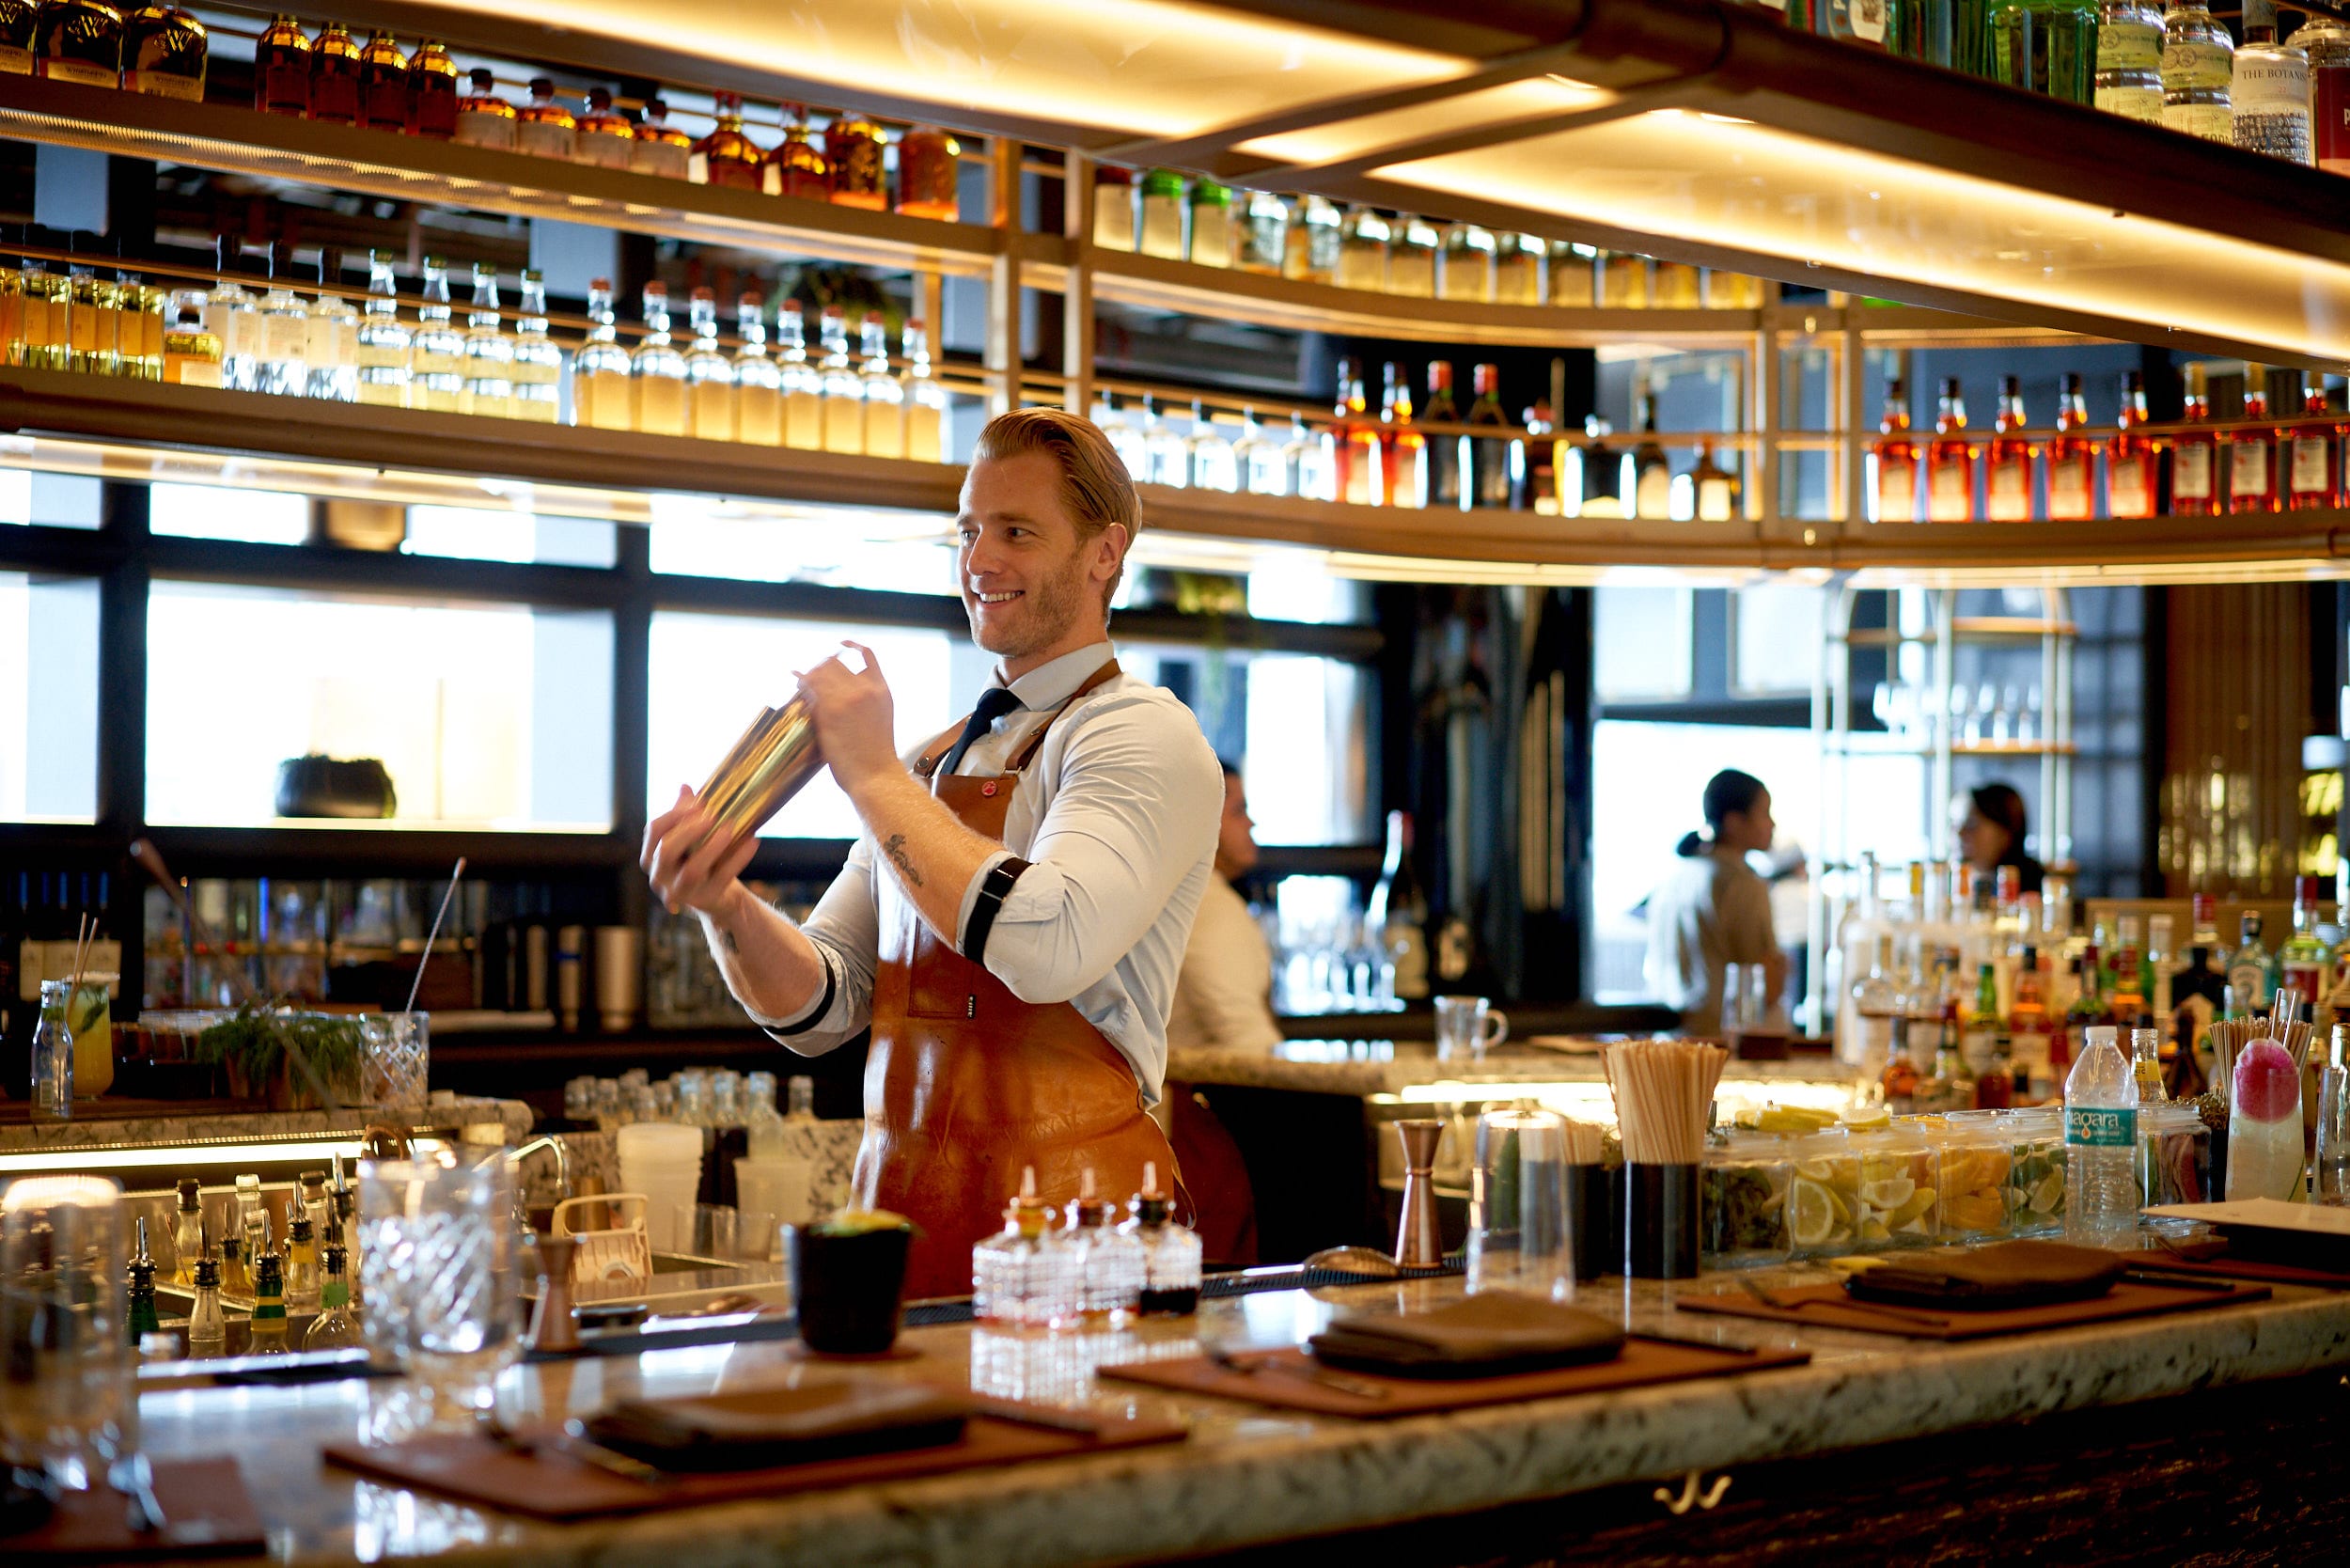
[698,693,824,843]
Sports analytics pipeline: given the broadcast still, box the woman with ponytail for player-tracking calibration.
[1642,769,1787,1034]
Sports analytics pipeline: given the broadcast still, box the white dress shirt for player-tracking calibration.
[1166,874,1282,1054]
[758,641,1223,1106]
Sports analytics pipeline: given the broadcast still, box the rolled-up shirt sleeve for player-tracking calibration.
[966,695,1221,1007]
[756,836,881,1054]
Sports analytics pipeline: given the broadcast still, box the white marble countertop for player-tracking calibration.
[1167,1039,1862,1098]
[128,1254,2350,1567]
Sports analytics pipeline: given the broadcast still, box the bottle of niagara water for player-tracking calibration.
[2065,1025,2141,1245]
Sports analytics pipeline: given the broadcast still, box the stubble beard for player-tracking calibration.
[968,544,1092,661]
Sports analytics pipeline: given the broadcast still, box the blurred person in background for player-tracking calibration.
[1957,781,2044,896]
[1643,768,1785,1034]
[1166,761,1282,1055]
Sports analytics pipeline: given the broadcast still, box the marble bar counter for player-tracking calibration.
[0,1094,533,1156]
[1167,1039,1864,1103]
[131,1262,2350,1568]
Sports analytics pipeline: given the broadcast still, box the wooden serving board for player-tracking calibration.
[1675,1278,2271,1340]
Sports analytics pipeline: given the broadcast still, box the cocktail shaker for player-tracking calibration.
[697,694,824,844]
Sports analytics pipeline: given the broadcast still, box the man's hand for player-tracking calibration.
[642,784,760,917]
[796,642,901,794]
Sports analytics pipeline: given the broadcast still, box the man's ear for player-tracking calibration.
[1095,522,1132,582]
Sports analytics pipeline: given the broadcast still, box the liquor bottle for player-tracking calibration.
[1872,376,1921,523]
[730,292,782,447]
[1237,190,1288,275]
[455,69,517,150]
[1281,412,1320,501]
[1386,213,1439,297]
[1494,232,1544,306]
[815,304,861,454]
[248,1218,288,1356]
[353,248,412,409]
[2228,913,2275,1017]
[2288,371,2340,510]
[2110,916,2147,1023]
[516,77,576,161]
[1233,407,1282,495]
[1551,243,1598,307]
[1097,393,1144,478]
[123,1216,161,1342]
[356,31,407,133]
[2282,873,2331,1005]
[172,1176,203,1285]
[1288,194,1341,283]
[303,249,357,402]
[2094,0,2166,121]
[2160,0,2234,141]
[61,242,112,376]
[1632,377,1673,521]
[630,96,692,179]
[1186,179,1234,268]
[407,256,464,413]
[777,303,822,449]
[631,282,687,437]
[1520,398,1556,512]
[2011,947,2054,1093]
[1465,362,1512,510]
[509,269,560,422]
[1092,165,1136,251]
[896,124,961,219]
[233,1172,265,1264]
[256,243,308,398]
[902,316,946,463]
[1691,439,1739,522]
[0,0,32,73]
[2229,363,2280,513]
[856,311,904,458]
[1422,362,1462,509]
[306,21,358,123]
[2045,371,2095,520]
[1926,375,1975,522]
[1851,932,1902,1078]
[1343,361,1382,505]
[304,1243,364,1351]
[1652,259,1702,308]
[693,91,763,189]
[2171,359,2218,514]
[254,13,309,114]
[680,287,733,440]
[120,0,202,100]
[2107,369,2158,517]
[216,1229,246,1298]
[1437,222,1496,303]
[2234,9,2313,165]
[284,1208,319,1312]
[1336,205,1390,291]
[300,1171,330,1247]
[824,108,889,209]
[459,262,513,418]
[573,86,634,168]
[36,0,121,86]
[1983,374,2034,521]
[1188,399,1237,492]
[1141,395,1189,488]
[1379,362,1424,508]
[2288,8,2350,174]
[185,1232,226,1356]
[406,39,459,139]
[1136,169,1185,260]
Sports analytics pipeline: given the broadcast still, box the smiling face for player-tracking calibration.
[955,449,1127,678]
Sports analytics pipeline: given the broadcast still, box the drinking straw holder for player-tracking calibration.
[1622,1163,1700,1279]
[1569,1162,1614,1281]
[698,694,823,844]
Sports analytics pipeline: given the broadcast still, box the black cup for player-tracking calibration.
[1568,1163,1615,1282]
[785,1222,912,1355]
[1622,1163,1700,1279]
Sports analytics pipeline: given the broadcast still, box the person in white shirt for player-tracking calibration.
[1166,761,1283,1054]
[1642,768,1785,1035]
[641,407,1223,1296]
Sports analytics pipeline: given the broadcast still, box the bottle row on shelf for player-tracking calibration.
[7,5,964,216]
[1788,0,2344,170]
[1089,166,1773,310]
[1872,363,2350,524]
[0,233,950,459]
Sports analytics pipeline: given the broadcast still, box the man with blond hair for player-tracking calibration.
[643,408,1222,1295]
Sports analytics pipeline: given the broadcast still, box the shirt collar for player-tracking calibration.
[999,641,1116,713]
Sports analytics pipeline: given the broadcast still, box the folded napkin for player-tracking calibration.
[579,1382,969,1472]
[1844,1240,2124,1311]
[1307,1293,1625,1379]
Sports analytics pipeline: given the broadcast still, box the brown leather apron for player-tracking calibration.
[850,660,1184,1299]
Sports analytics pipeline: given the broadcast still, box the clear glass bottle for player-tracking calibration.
[460,261,513,418]
[1136,168,1186,260]
[1286,193,1341,284]
[304,1243,365,1351]
[284,1209,319,1311]
[1187,399,1237,492]
[630,96,693,180]
[233,1171,265,1262]
[307,20,358,124]
[1380,361,1424,509]
[858,312,904,459]
[1493,232,1545,306]
[1632,377,1672,521]
[300,1171,330,1247]
[120,0,203,100]
[683,287,735,441]
[2234,17,2313,165]
[731,292,782,447]
[1233,407,1284,496]
[257,242,308,398]
[2290,8,2350,172]
[30,978,71,1119]
[1335,205,1390,291]
[1098,393,1146,478]
[573,86,634,168]
[817,304,863,454]
[247,1218,288,1356]
[253,11,308,115]
[356,31,407,133]
[207,235,258,393]
[902,316,946,463]
[1092,165,1136,251]
[777,304,823,449]
[1283,412,1324,500]
[786,1074,816,1121]
[405,39,460,140]
[1185,178,1233,267]
[407,255,465,413]
[516,76,576,160]
[172,1177,203,1285]
[2161,0,2235,140]
[303,249,358,402]
[2094,0,2165,121]
[631,282,687,437]
[455,68,518,151]
[1438,221,1496,303]
[217,1229,247,1298]
[1065,1168,1144,1322]
[1237,189,1288,274]
[1142,395,1189,489]
[694,91,765,190]
[572,277,632,431]
[353,247,411,409]
[769,104,830,197]
[1121,1162,1201,1315]
[971,1166,1075,1326]
[184,1236,226,1356]
[1390,212,1449,294]
[509,268,561,423]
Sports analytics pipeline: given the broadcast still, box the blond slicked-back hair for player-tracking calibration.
[971,407,1140,614]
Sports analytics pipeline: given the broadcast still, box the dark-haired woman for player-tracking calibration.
[1642,769,1785,1034]
[1958,781,2045,897]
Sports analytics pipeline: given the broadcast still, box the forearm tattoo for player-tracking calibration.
[882,832,924,887]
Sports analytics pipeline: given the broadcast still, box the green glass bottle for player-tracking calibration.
[2036,0,2100,102]
[126,1217,161,1342]
[1987,0,2035,88]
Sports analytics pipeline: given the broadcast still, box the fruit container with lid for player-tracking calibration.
[1700,1133,1794,1270]
[2138,1102,2213,1212]
[1779,1131,1862,1259]
[1922,1111,2017,1243]
[1850,1123,1939,1248]
[2001,1105,2070,1236]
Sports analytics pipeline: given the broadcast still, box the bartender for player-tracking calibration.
[641,407,1223,1297]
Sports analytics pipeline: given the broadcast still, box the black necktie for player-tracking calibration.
[939,686,1022,776]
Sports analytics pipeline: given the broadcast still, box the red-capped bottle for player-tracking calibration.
[2171,361,2219,517]
[2287,370,2341,510]
[1925,376,1975,522]
[2045,372,2095,521]
[2228,363,2280,513]
[1872,376,1920,524]
[1983,374,2034,522]
[2107,370,2158,519]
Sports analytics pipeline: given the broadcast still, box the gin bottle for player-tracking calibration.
[2094,0,2165,121]
[509,269,562,423]
[817,304,862,454]
[2233,11,2313,165]
[571,278,632,431]
[902,317,947,463]
[303,250,358,402]
[778,304,823,450]
[2161,0,2234,141]
[2287,7,2350,172]
[631,282,687,437]
[257,243,308,397]
[858,311,904,459]
[457,262,512,418]
[731,292,783,447]
[683,287,735,442]
[407,256,465,413]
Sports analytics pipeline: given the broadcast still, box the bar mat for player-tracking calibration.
[321,1391,1185,1520]
[0,1458,264,1560]
[2140,1242,2350,1290]
[1096,1336,1809,1419]
[1675,1278,2272,1340]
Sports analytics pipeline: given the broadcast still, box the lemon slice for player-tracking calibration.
[1795,1158,1838,1182]
[1859,1218,1891,1242]
[1887,1189,1938,1230]
[1788,1178,1836,1247]
[1841,1106,1891,1132]
[1861,1177,1917,1210]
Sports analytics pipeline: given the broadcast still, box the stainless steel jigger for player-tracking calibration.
[1392,1118,1448,1269]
